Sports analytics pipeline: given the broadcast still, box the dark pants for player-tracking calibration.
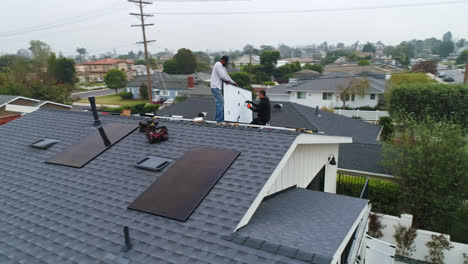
[251,118,267,125]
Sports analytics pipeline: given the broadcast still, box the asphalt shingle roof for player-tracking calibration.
[339,143,389,175]
[234,188,368,263]
[0,95,23,107]
[1,108,327,264]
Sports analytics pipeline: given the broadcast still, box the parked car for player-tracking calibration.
[153,98,167,105]
[443,75,454,82]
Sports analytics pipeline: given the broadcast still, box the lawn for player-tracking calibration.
[77,94,147,106]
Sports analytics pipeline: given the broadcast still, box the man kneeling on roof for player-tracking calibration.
[246,90,271,126]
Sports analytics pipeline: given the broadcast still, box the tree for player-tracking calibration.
[55,56,76,86]
[259,45,275,53]
[336,43,345,49]
[28,40,51,73]
[362,42,376,53]
[455,50,468,64]
[163,59,178,74]
[139,83,148,100]
[148,57,158,69]
[412,60,437,74]
[302,63,323,73]
[104,69,127,94]
[382,115,468,232]
[260,50,280,75]
[135,59,146,65]
[229,72,251,88]
[335,77,369,109]
[433,41,454,58]
[194,51,210,71]
[173,48,196,74]
[76,47,87,63]
[254,71,270,84]
[358,60,370,66]
[456,39,466,48]
[442,31,452,42]
[278,44,292,59]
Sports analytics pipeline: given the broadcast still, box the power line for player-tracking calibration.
[154,0,468,15]
[0,0,127,37]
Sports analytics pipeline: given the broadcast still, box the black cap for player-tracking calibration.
[221,55,230,63]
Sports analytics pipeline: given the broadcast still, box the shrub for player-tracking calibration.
[378,116,393,142]
[425,234,453,264]
[229,72,251,88]
[139,83,149,100]
[394,224,417,257]
[104,105,131,112]
[302,63,323,73]
[130,102,146,115]
[263,81,275,86]
[143,103,159,114]
[254,72,270,84]
[358,60,370,66]
[368,213,386,238]
[320,106,334,113]
[174,96,187,103]
[119,91,133,99]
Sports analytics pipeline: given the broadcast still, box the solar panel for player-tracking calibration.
[30,138,60,149]
[46,123,137,168]
[128,147,240,221]
[136,156,173,171]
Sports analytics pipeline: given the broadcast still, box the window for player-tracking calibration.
[322,92,333,100]
[297,92,306,99]
[370,94,376,100]
[160,90,170,96]
[345,94,355,101]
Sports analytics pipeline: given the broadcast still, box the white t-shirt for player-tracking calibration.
[210,61,235,90]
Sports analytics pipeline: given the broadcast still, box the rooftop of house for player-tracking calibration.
[127,73,209,91]
[267,73,387,94]
[338,143,388,176]
[0,95,72,109]
[78,58,135,66]
[0,108,366,264]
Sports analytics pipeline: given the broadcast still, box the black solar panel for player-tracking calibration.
[30,139,60,149]
[128,147,240,221]
[46,123,137,168]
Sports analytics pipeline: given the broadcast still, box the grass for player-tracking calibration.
[77,94,147,106]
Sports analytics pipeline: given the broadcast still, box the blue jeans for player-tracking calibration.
[211,88,224,123]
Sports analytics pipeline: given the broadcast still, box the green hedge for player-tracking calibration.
[119,91,133,99]
[337,176,401,216]
[389,83,468,127]
[104,103,159,115]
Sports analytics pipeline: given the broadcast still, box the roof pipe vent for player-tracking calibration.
[88,96,101,126]
[273,104,283,110]
[122,226,132,252]
[315,106,319,116]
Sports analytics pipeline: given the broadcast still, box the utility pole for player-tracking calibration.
[129,0,155,103]
[249,46,253,84]
[464,55,468,85]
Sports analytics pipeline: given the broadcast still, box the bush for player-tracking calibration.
[104,105,131,112]
[119,91,133,99]
[143,103,159,114]
[174,96,187,103]
[378,116,393,142]
[368,213,386,238]
[139,83,149,100]
[389,83,468,127]
[254,72,270,84]
[337,176,401,215]
[229,72,251,88]
[263,81,275,86]
[130,102,146,115]
[358,60,370,66]
[302,63,323,73]
[425,234,453,264]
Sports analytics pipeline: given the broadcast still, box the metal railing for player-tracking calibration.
[337,173,370,199]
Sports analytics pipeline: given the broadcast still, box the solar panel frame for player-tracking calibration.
[30,138,60,149]
[46,123,137,168]
[128,147,240,221]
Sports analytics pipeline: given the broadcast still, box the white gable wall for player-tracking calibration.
[271,91,380,108]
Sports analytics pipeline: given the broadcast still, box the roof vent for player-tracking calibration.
[30,139,60,149]
[273,104,283,110]
[136,156,173,171]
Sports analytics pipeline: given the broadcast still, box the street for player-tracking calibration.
[70,88,124,99]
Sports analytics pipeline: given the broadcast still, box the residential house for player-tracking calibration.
[134,65,154,76]
[76,58,136,83]
[232,54,261,67]
[126,72,210,100]
[323,64,402,75]
[277,57,317,67]
[0,95,71,125]
[157,97,390,179]
[267,72,387,109]
[0,107,371,264]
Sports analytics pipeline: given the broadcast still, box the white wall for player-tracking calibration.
[272,91,380,108]
[376,213,468,264]
[266,143,339,195]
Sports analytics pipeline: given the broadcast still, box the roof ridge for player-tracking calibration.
[289,103,321,132]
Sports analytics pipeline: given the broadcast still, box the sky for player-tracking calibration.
[1,0,467,57]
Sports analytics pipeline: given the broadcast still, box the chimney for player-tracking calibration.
[187,76,195,89]
[88,96,101,126]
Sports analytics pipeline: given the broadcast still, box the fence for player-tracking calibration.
[336,173,369,199]
[335,109,389,121]
[376,213,468,263]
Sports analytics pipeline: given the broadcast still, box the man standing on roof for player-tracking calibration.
[211,55,237,124]
[246,90,271,125]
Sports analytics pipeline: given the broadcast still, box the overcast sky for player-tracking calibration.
[1,0,467,57]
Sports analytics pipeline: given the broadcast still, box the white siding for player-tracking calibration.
[266,144,339,196]
[275,91,380,108]
[269,93,292,102]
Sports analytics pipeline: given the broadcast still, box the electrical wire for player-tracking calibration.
[154,0,468,15]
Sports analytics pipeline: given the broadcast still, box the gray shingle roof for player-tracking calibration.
[339,143,390,175]
[234,188,368,263]
[0,95,20,106]
[0,108,323,264]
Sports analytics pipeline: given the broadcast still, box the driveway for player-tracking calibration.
[70,88,124,99]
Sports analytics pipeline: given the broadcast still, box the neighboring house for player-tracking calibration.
[157,97,390,179]
[267,72,387,109]
[232,54,260,66]
[323,64,402,75]
[134,65,154,76]
[277,57,316,67]
[294,69,321,80]
[76,58,136,83]
[126,72,210,100]
[0,95,71,125]
[0,108,371,264]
